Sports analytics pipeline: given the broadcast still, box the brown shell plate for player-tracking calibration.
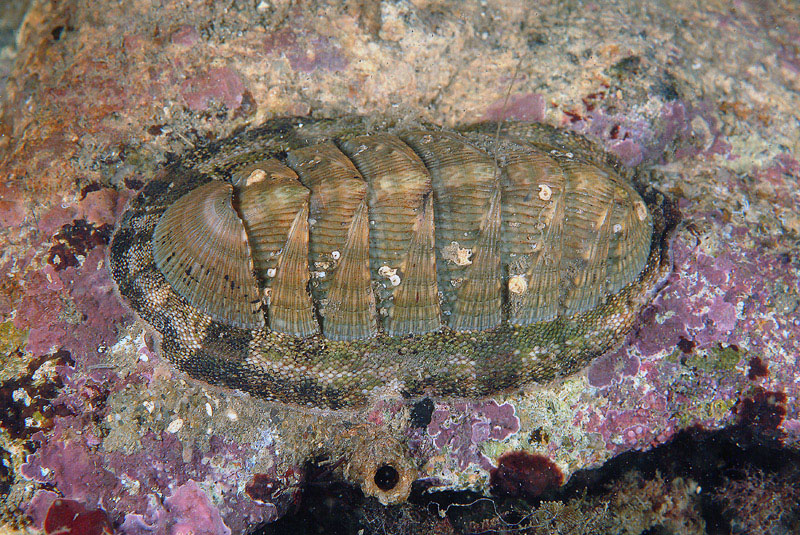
[108,116,679,409]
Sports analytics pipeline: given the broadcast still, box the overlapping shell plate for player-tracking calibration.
[108,116,678,409]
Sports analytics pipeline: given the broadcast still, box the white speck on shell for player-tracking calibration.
[508,275,528,294]
[635,201,648,221]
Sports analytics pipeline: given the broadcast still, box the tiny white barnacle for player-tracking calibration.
[508,275,527,294]
[442,241,473,266]
[378,265,396,277]
[245,169,267,185]
[635,201,648,221]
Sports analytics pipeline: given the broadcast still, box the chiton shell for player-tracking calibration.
[109,116,678,409]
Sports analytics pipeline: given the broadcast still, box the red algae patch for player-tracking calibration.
[43,499,113,535]
[489,451,564,499]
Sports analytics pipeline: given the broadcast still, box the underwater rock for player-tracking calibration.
[2,0,799,532]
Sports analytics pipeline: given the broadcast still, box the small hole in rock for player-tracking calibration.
[374,464,400,491]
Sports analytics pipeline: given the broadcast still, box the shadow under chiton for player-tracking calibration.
[109,116,679,409]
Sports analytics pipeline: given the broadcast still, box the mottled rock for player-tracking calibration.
[1,0,798,533]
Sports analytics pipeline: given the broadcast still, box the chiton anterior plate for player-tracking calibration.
[109,116,678,409]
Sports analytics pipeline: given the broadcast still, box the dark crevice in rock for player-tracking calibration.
[253,422,800,535]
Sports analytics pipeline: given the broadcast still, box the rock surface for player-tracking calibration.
[1,0,798,532]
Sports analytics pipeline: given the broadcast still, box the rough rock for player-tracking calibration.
[1,0,798,532]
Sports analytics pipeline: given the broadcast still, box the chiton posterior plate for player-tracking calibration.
[108,116,678,409]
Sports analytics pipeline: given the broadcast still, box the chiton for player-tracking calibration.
[109,116,678,409]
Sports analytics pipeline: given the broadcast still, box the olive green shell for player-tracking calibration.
[108,116,678,409]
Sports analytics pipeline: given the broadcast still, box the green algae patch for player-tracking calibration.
[0,321,27,355]
[667,344,742,374]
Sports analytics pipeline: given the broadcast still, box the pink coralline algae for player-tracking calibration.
[428,401,520,471]
[0,182,28,228]
[635,226,799,370]
[13,268,67,358]
[15,246,131,365]
[633,238,739,358]
[586,344,643,388]
[22,418,276,534]
[112,434,277,534]
[162,480,231,535]
[181,67,248,112]
[566,98,731,166]
[575,185,800,454]
[10,188,132,363]
[575,390,673,455]
[7,182,281,533]
[751,153,800,216]
[263,28,349,73]
[588,212,798,388]
[22,433,117,507]
[483,93,546,122]
[171,25,201,47]
[60,246,131,364]
[79,187,129,228]
[655,100,732,161]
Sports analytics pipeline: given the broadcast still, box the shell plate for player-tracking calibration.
[108,117,678,409]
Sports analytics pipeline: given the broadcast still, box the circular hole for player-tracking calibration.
[374,464,400,491]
